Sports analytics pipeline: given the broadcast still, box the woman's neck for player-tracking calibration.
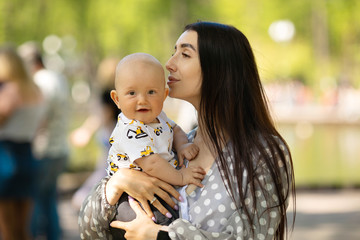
[186,127,216,194]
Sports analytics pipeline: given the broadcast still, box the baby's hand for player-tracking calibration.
[177,143,200,166]
[179,165,205,187]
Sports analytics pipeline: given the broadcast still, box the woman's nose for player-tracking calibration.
[165,56,176,72]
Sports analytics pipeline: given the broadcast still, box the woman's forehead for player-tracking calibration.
[176,30,198,49]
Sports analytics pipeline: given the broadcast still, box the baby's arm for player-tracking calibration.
[135,154,205,187]
[172,125,199,166]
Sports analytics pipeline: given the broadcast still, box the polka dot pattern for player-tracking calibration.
[177,227,184,234]
[215,193,222,200]
[169,231,176,238]
[78,131,292,240]
[194,235,202,240]
[207,219,215,227]
[218,204,226,212]
[167,134,291,239]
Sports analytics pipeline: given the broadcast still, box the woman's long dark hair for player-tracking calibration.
[185,22,295,239]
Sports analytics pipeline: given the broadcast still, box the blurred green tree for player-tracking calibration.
[1,0,359,89]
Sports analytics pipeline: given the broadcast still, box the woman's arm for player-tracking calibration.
[78,168,182,238]
[78,176,116,239]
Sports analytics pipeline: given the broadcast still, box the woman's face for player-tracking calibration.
[165,30,202,108]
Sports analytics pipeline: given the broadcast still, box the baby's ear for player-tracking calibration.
[164,88,169,100]
[110,90,121,109]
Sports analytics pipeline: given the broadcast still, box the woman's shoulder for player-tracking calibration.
[255,134,292,172]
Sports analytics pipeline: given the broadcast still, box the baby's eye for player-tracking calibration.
[128,91,135,96]
[148,90,156,95]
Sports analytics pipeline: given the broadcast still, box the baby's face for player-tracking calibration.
[113,61,168,124]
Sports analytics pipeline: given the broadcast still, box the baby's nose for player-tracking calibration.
[137,94,147,104]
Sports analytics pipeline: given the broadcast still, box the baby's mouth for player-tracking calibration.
[137,108,149,113]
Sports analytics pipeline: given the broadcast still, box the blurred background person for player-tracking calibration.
[18,42,70,240]
[70,56,120,210]
[0,46,45,240]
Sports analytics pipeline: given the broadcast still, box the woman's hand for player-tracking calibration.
[106,168,181,218]
[110,196,167,240]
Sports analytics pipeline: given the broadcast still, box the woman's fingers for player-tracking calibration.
[110,197,141,229]
[151,177,180,202]
[137,198,154,219]
[110,197,150,233]
[109,220,127,233]
[110,196,162,240]
[128,196,147,216]
[151,198,174,218]
[109,169,180,216]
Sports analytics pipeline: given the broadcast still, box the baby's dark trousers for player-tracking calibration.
[109,193,179,239]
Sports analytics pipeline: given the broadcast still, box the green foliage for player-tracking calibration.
[1,0,358,87]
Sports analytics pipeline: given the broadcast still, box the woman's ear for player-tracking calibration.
[110,90,121,109]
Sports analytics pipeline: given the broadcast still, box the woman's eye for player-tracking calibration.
[182,53,190,58]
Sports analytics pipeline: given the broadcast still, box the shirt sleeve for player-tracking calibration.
[78,176,118,240]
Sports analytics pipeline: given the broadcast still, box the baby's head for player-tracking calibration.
[110,53,168,124]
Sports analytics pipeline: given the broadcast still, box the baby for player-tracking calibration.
[108,52,203,186]
[106,53,204,237]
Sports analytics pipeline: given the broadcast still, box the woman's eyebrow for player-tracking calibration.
[180,43,196,51]
[175,43,196,51]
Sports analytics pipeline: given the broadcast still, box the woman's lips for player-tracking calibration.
[167,76,179,85]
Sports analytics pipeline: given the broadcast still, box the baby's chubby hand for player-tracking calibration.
[179,165,205,187]
[177,143,200,166]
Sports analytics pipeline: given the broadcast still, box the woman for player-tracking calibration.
[79,21,295,240]
[0,46,45,240]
